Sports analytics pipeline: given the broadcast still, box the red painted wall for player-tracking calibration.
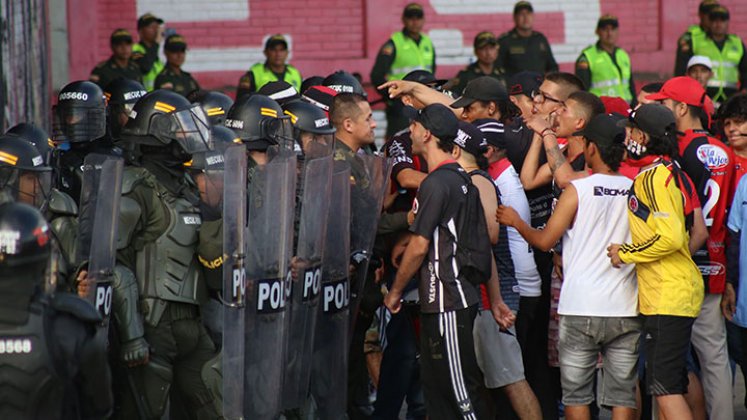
[66,0,747,94]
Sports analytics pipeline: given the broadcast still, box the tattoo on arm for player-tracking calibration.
[545,143,566,175]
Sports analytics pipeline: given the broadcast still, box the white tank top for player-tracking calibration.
[559,174,638,316]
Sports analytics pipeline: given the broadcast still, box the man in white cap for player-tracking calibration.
[686,55,714,91]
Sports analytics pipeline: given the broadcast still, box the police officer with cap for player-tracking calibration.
[674,0,720,76]
[154,34,201,97]
[576,14,636,103]
[237,34,303,99]
[0,202,113,419]
[104,77,147,141]
[132,13,165,91]
[111,89,219,419]
[371,2,436,138]
[497,1,558,77]
[448,31,506,96]
[90,28,143,89]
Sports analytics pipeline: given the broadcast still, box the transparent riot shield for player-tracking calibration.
[221,145,247,419]
[75,153,124,326]
[243,144,297,419]
[310,162,351,419]
[349,154,392,332]
[282,148,333,410]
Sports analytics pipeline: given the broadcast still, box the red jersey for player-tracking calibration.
[678,129,735,294]
[733,153,747,192]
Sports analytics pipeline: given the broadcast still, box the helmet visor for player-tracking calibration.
[152,105,210,154]
[0,168,52,208]
[52,105,106,143]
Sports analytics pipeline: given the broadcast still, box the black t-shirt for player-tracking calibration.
[382,128,428,213]
[410,162,480,313]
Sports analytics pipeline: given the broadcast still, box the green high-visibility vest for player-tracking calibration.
[249,63,302,92]
[388,31,434,81]
[688,24,704,39]
[132,43,164,91]
[692,33,743,102]
[582,45,632,102]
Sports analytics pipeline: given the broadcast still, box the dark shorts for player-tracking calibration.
[642,314,695,396]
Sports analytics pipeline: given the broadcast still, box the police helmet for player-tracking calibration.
[0,136,52,209]
[283,101,335,159]
[6,123,54,165]
[186,126,240,171]
[53,80,107,143]
[0,202,51,271]
[225,94,292,151]
[322,71,367,97]
[120,89,210,155]
[188,90,234,126]
[301,76,324,95]
[104,78,148,139]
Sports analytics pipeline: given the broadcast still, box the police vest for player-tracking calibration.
[250,63,302,92]
[132,43,164,91]
[0,301,65,419]
[692,33,743,101]
[388,31,435,81]
[582,46,632,102]
[687,24,704,39]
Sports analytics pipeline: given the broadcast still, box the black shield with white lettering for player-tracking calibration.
[221,145,247,419]
[310,163,351,419]
[281,147,333,410]
[243,144,297,419]
[75,153,124,327]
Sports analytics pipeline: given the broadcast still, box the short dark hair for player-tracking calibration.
[475,100,518,124]
[646,129,679,159]
[719,93,747,123]
[329,93,367,128]
[584,137,625,171]
[545,72,585,98]
[640,82,663,94]
[568,91,605,123]
[434,134,455,153]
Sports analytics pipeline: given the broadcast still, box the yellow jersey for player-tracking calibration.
[619,162,704,317]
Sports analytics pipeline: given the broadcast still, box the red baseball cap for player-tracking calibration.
[600,96,631,117]
[645,76,708,108]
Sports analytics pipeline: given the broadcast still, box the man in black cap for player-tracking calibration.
[384,104,491,420]
[154,34,200,97]
[497,1,558,78]
[508,71,543,119]
[576,15,636,104]
[237,34,302,99]
[674,0,720,76]
[132,12,165,91]
[448,31,506,97]
[371,2,437,138]
[90,29,143,88]
[677,5,747,104]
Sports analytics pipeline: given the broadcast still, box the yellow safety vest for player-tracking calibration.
[132,43,164,92]
[249,63,302,92]
[692,33,743,102]
[388,32,434,81]
[582,45,632,102]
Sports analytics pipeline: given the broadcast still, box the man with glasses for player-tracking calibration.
[576,15,636,104]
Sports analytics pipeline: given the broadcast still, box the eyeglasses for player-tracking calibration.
[531,90,565,107]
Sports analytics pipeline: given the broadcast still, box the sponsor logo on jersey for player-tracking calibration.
[696,144,729,170]
[698,262,725,277]
[594,186,629,196]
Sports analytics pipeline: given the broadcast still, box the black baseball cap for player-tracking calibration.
[451,77,508,109]
[575,114,625,147]
[474,118,507,149]
[617,104,676,140]
[414,104,458,140]
[508,71,543,96]
[699,0,719,15]
[474,31,498,49]
[265,34,288,50]
[597,14,619,29]
[110,28,133,45]
[454,121,488,156]
[164,34,187,52]
[403,70,447,88]
[708,5,729,20]
[403,3,424,18]
[137,13,163,29]
[514,1,533,14]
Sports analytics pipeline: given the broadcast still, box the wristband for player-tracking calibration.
[541,127,556,137]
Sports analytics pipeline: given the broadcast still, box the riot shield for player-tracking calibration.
[349,154,391,332]
[243,145,297,419]
[282,148,333,410]
[310,163,351,419]
[75,153,124,325]
[221,145,247,419]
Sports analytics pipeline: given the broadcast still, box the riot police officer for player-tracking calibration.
[104,77,147,141]
[111,89,220,419]
[189,90,234,127]
[0,201,112,419]
[52,80,121,203]
[6,122,54,165]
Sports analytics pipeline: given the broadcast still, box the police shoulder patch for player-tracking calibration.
[51,292,102,324]
[381,43,394,56]
[160,82,174,90]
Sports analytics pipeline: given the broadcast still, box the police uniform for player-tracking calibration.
[236,35,302,99]
[497,28,558,77]
[451,62,506,98]
[154,34,201,97]
[90,57,142,89]
[132,13,165,91]
[675,6,747,103]
[371,3,436,138]
[674,0,719,76]
[576,42,635,103]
